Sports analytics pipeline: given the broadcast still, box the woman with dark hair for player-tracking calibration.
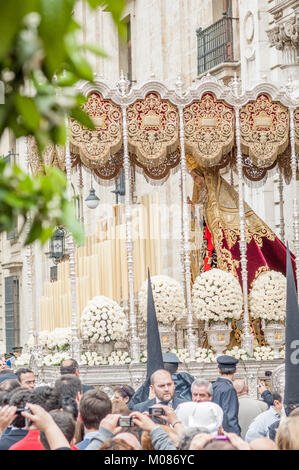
[113,385,135,406]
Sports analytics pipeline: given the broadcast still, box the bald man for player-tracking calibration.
[60,358,93,394]
[233,379,267,439]
[131,369,186,412]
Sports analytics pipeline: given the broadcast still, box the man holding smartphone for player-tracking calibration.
[131,369,186,413]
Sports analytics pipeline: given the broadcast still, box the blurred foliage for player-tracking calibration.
[0,0,125,245]
[0,159,84,245]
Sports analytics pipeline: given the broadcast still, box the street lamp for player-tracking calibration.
[111,169,125,204]
[49,228,66,263]
[85,172,100,209]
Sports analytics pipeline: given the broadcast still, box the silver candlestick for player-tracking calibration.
[178,103,197,361]
[278,170,285,244]
[117,72,140,362]
[289,107,299,300]
[65,117,82,362]
[235,105,253,356]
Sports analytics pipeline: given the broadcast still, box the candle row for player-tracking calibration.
[39,193,162,331]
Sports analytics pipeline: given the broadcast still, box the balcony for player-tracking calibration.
[196,13,239,83]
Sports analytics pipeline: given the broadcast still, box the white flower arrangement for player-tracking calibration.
[253,346,275,361]
[224,346,251,361]
[42,351,71,366]
[80,296,129,344]
[170,348,192,364]
[80,350,132,366]
[15,353,31,367]
[27,329,71,352]
[80,351,107,366]
[107,351,132,366]
[194,348,216,363]
[140,350,147,363]
[46,328,72,351]
[192,269,243,322]
[249,271,286,322]
[138,275,185,325]
[139,348,216,364]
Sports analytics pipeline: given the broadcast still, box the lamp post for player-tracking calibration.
[49,228,66,263]
[85,172,100,209]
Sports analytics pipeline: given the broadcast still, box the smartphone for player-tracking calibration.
[148,407,165,416]
[213,436,229,441]
[118,416,135,427]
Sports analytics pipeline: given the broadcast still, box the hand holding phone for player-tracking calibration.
[118,416,135,427]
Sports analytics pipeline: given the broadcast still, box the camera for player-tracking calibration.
[265,371,272,377]
[16,407,31,415]
[118,416,135,427]
[148,407,165,417]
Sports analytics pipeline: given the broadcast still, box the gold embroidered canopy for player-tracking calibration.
[183,93,234,168]
[27,81,296,184]
[126,92,179,172]
[28,137,65,175]
[69,92,122,170]
[239,94,289,168]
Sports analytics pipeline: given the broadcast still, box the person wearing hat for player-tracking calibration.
[175,401,224,434]
[12,347,23,361]
[162,352,195,401]
[212,355,241,435]
[4,353,14,369]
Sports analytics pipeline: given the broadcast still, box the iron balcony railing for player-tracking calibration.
[197,13,234,75]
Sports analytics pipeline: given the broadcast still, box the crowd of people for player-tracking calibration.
[0,353,297,451]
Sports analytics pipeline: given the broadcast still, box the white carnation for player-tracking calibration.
[80,296,128,344]
[138,275,185,325]
[249,271,286,322]
[192,269,243,322]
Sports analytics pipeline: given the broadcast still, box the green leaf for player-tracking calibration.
[62,202,85,246]
[24,217,43,245]
[40,225,55,244]
[100,0,126,37]
[82,43,108,57]
[85,0,103,8]
[39,0,76,76]
[0,0,39,60]
[52,122,67,146]
[55,71,79,87]
[15,94,40,131]
[35,129,51,152]
[66,48,94,81]
[70,107,95,129]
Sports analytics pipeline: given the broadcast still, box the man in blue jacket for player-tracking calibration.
[212,355,241,435]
